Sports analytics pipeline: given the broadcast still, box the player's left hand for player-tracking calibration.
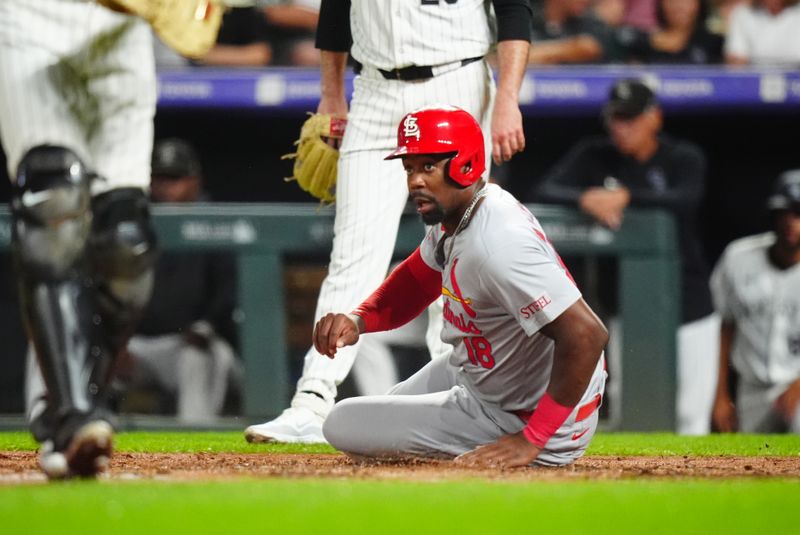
[490,94,525,165]
[453,432,541,468]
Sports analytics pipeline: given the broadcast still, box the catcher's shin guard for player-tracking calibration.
[11,146,98,443]
[88,187,157,365]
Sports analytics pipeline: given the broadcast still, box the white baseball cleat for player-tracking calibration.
[244,407,327,444]
[38,440,68,480]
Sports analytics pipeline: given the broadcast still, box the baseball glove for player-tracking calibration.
[98,0,224,58]
[282,113,347,204]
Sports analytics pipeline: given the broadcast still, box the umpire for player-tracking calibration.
[534,78,718,436]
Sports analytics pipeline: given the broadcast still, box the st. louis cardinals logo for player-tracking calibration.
[442,258,481,335]
[443,259,475,317]
[403,115,421,141]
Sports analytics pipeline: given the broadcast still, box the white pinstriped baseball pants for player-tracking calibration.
[0,0,155,193]
[295,59,496,409]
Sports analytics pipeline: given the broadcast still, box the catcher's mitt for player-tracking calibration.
[282,113,347,204]
[98,0,224,58]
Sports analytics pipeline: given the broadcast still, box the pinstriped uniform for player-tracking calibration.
[297,0,497,405]
[349,0,493,71]
[0,0,156,194]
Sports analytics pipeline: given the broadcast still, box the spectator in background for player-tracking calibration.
[593,0,627,27]
[711,170,800,434]
[121,139,241,424]
[591,0,634,62]
[622,0,659,29]
[706,0,751,35]
[258,0,321,66]
[529,0,615,64]
[725,0,800,65]
[623,0,724,64]
[199,7,273,67]
[153,7,273,68]
[593,0,659,30]
[534,79,719,435]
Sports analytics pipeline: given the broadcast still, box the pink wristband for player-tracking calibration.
[522,392,574,448]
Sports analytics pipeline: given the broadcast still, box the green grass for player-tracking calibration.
[2,430,799,456]
[1,479,799,534]
[1,431,798,535]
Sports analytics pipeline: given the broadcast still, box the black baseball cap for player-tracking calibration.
[767,169,800,211]
[603,79,658,119]
[151,138,201,179]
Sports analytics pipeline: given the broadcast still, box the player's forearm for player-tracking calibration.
[522,299,607,448]
[715,321,735,399]
[352,248,441,333]
[494,40,529,104]
[546,314,607,406]
[319,51,348,102]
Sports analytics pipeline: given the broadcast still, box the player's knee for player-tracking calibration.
[322,398,365,453]
[11,145,93,279]
[90,187,158,311]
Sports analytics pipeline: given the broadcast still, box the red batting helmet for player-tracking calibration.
[385,105,485,187]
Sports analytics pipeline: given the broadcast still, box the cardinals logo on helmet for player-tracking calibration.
[403,115,421,140]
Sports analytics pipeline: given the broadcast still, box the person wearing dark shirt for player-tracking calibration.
[199,7,274,66]
[258,0,321,66]
[529,0,615,64]
[621,0,724,64]
[123,139,240,424]
[536,78,719,435]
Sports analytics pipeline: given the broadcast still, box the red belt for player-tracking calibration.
[514,393,602,423]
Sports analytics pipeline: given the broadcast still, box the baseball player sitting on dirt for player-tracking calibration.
[316,106,609,467]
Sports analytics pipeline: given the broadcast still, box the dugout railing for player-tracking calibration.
[0,204,678,431]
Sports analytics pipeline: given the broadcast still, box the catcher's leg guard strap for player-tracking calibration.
[11,146,97,431]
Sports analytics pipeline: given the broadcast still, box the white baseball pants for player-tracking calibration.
[0,0,155,193]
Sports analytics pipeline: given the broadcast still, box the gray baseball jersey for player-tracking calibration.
[711,232,800,432]
[322,184,607,466]
[419,184,584,412]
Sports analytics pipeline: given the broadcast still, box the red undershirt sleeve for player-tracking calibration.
[351,248,442,333]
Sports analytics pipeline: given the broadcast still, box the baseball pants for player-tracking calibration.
[126,334,241,424]
[323,354,607,467]
[0,0,155,193]
[737,380,800,434]
[676,313,721,435]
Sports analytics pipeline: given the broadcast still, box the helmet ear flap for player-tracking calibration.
[448,150,482,187]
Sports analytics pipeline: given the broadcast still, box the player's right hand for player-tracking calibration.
[313,313,362,358]
[317,97,348,149]
[490,95,525,165]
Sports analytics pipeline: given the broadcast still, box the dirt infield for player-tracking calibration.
[1,452,799,483]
